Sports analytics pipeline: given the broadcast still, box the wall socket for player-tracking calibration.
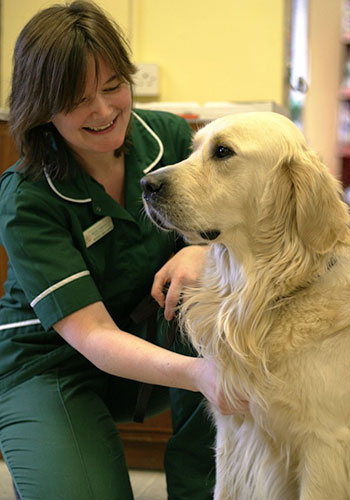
[133,63,159,97]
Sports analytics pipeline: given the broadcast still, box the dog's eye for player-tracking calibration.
[214,145,235,159]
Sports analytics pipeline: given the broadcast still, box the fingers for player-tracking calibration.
[151,246,209,319]
[151,264,183,320]
[151,271,167,308]
[211,393,249,416]
[194,357,249,416]
[218,398,250,416]
[164,282,181,320]
[151,274,180,320]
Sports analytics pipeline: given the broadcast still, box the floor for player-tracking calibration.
[0,460,167,500]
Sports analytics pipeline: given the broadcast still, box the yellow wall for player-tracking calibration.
[0,0,286,107]
[0,0,344,178]
[0,0,130,107]
[132,0,286,104]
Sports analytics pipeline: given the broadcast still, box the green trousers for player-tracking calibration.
[0,351,215,500]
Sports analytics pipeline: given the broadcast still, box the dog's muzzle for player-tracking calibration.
[140,173,165,202]
[140,173,221,241]
[140,172,173,231]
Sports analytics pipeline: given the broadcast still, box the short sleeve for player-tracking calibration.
[0,184,102,330]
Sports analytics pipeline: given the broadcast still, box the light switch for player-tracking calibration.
[133,63,159,97]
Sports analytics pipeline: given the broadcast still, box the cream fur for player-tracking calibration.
[142,112,350,499]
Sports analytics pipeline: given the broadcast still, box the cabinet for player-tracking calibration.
[0,121,18,297]
[0,119,171,470]
[339,1,350,189]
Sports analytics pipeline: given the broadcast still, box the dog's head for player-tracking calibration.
[141,112,350,256]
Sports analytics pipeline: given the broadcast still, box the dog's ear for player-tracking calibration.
[262,148,350,254]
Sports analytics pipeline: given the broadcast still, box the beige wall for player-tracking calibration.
[0,0,286,107]
[303,0,343,176]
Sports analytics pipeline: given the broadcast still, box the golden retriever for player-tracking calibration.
[141,112,350,500]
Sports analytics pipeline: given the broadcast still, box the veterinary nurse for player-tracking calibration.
[0,1,224,499]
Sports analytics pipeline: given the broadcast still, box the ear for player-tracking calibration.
[262,148,350,254]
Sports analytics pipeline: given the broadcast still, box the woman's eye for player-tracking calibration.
[214,145,235,159]
[71,96,87,109]
[104,83,121,92]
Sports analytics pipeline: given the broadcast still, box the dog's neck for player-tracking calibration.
[219,229,256,270]
[272,255,337,304]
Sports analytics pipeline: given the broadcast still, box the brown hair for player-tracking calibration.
[9,0,137,179]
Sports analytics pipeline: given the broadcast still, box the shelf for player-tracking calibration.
[340,3,350,185]
[340,87,350,99]
[340,143,350,157]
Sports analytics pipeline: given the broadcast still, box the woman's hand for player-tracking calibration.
[193,357,250,416]
[151,245,210,320]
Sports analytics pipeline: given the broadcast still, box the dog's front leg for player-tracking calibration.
[212,412,248,500]
[298,434,350,500]
[213,412,298,500]
[213,414,239,500]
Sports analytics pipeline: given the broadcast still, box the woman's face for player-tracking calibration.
[51,56,132,163]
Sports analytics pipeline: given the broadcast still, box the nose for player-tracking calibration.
[140,174,164,197]
[90,94,110,116]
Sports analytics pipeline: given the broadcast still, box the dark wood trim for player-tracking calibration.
[119,410,172,470]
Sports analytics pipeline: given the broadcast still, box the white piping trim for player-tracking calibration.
[0,318,41,331]
[132,111,164,173]
[30,270,91,307]
[44,169,92,203]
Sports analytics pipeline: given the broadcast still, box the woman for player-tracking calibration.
[0,2,235,499]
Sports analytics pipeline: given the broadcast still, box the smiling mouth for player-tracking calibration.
[83,115,117,133]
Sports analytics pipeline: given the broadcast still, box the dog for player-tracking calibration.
[141,112,350,499]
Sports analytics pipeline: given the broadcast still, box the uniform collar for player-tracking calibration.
[44,110,164,205]
[130,110,164,173]
[44,167,92,203]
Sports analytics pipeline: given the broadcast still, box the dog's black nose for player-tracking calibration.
[140,175,164,197]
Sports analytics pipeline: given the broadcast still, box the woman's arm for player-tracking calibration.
[55,301,201,391]
[54,301,245,414]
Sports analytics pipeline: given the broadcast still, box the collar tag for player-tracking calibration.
[83,216,114,248]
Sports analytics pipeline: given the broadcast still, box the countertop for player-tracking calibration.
[0,109,9,121]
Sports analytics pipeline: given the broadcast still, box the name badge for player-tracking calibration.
[83,216,114,248]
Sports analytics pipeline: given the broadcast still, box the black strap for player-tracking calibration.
[130,294,178,423]
[129,294,160,326]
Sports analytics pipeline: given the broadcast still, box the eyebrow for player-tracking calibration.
[104,74,119,85]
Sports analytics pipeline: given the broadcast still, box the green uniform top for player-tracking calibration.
[0,109,192,387]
